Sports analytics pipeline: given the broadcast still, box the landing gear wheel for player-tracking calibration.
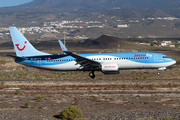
[89,72,95,79]
[157,72,160,75]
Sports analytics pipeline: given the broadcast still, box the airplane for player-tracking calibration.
[8,26,176,79]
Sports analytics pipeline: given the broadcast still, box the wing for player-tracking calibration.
[58,40,100,70]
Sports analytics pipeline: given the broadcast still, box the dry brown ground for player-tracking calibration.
[0,80,180,120]
[0,49,180,119]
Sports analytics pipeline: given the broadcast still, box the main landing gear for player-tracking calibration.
[89,71,95,79]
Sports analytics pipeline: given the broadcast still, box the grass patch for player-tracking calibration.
[137,117,153,120]
[35,94,44,101]
[161,117,172,120]
[24,101,31,108]
[13,89,21,95]
[0,60,6,64]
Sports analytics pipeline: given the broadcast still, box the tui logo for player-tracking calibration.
[15,41,27,51]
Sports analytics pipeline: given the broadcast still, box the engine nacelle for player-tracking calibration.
[101,63,119,74]
[158,67,166,71]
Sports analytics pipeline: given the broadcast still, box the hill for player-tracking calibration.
[0,35,131,52]
[74,35,125,49]
[1,0,180,16]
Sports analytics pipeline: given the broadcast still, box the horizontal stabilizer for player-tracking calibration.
[6,54,27,60]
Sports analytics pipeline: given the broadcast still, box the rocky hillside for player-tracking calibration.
[2,0,180,15]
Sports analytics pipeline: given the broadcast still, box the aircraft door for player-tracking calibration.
[154,55,158,62]
[37,58,41,66]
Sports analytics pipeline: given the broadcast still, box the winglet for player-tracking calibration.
[58,40,68,52]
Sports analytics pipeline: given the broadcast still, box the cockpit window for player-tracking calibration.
[163,56,168,58]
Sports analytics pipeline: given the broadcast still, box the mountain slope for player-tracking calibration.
[2,0,180,12]
[73,35,126,49]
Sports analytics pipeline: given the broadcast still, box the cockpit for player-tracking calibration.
[163,56,169,58]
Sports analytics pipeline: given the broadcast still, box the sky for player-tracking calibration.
[0,0,33,8]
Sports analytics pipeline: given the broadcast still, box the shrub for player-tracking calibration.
[137,117,154,120]
[24,101,31,108]
[0,60,6,64]
[161,117,172,120]
[13,89,21,95]
[122,84,128,88]
[60,106,85,120]
[35,94,44,101]
[1,82,4,85]
[149,83,156,88]
[168,82,172,86]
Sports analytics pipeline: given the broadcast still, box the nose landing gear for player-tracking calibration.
[89,71,95,79]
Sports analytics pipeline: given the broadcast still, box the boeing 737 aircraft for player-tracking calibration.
[8,26,176,79]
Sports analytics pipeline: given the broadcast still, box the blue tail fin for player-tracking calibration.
[58,40,68,52]
[9,27,51,57]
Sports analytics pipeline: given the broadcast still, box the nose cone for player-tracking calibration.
[173,59,176,65]
[170,58,176,66]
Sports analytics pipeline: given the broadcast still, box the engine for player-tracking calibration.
[101,63,119,74]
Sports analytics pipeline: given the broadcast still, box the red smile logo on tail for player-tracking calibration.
[15,41,27,51]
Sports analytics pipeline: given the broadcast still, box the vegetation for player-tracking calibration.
[24,101,31,108]
[161,117,172,120]
[13,89,21,95]
[0,60,6,64]
[60,106,85,120]
[137,117,173,120]
[35,94,44,101]
[137,117,153,120]
[168,82,172,86]
[1,82,4,85]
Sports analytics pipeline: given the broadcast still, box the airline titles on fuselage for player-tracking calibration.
[134,54,152,58]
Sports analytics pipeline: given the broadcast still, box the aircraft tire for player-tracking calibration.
[89,72,95,79]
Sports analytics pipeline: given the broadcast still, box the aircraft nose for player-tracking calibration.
[170,59,176,65]
[173,60,176,64]
[167,58,176,66]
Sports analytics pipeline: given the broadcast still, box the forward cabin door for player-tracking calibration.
[154,55,158,62]
[37,58,41,66]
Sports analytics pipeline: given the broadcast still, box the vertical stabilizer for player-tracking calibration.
[9,27,51,57]
[58,40,68,52]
